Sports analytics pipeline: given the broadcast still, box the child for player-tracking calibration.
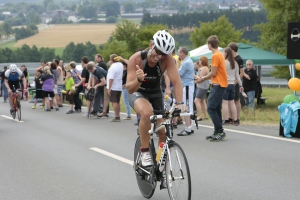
[32,70,44,109]
[64,71,75,114]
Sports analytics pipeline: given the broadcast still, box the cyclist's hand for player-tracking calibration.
[8,89,12,94]
[136,65,147,81]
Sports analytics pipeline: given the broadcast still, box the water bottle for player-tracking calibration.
[156,142,164,162]
[164,95,173,105]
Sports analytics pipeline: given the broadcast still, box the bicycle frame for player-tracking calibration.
[148,103,197,181]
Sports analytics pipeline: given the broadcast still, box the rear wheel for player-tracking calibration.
[134,136,156,199]
[166,141,191,200]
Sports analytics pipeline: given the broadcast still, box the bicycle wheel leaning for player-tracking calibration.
[166,141,191,200]
[134,136,156,199]
[16,99,21,121]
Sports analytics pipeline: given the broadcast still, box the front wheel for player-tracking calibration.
[12,97,17,120]
[17,100,21,121]
[166,141,191,200]
[134,136,156,199]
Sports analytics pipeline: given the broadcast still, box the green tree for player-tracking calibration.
[190,15,243,48]
[30,45,41,62]
[101,1,120,18]
[113,20,140,54]
[255,0,300,80]
[71,43,86,62]
[2,48,13,62]
[98,38,132,63]
[0,22,12,38]
[137,23,169,49]
[124,2,134,13]
[47,2,58,11]
[62,42,76,62]
[84,41,97,62]
[40,47,56,62]
[77,5,89,18]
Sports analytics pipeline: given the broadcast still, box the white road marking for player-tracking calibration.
[90,147,133,166]
[197,124,300,144]
[0,115,24,123]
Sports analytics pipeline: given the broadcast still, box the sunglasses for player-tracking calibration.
[154,46,166,56]
[246,64,252,65]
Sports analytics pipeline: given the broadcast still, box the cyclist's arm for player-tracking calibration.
[165,55,183,103]
[126,52,143,94]
[164,71,171,96]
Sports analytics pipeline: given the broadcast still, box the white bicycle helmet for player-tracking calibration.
[9,64,18,72]
[153,30,175,55]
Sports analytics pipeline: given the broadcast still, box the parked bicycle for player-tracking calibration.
[11,85,21,121]
[134,102,198,199]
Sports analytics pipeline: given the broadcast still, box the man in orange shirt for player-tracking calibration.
[194,35,228,141]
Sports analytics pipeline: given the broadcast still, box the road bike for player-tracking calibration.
[11,86,22,121]
[133,102,198,199]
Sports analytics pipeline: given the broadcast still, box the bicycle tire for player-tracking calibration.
[17,100,21,121]
[133,136,156,199]
[12,97,17,120]
[166,141,191,200]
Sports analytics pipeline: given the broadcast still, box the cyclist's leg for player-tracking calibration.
[8,92,13,110]
[133,98,153,149]
[150,93,166,144]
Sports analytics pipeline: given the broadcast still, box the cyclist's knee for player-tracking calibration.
[139,109,154,120]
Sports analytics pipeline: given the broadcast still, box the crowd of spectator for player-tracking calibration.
[0,39,260,136]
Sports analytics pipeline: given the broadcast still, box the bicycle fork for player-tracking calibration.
[160,142,185,182]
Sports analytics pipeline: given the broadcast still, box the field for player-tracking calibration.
[14,24,116,48]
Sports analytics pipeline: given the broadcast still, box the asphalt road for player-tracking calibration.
[1,101,300,200]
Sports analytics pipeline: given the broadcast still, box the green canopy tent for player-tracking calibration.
[190,42,294,66]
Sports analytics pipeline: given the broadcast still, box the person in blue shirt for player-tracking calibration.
[177,46,195,136]
[4,64,27,115]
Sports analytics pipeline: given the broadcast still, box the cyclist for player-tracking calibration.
[4,64,27,115]
[127,30,183,167]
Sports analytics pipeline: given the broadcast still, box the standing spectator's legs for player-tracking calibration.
[2,83,8,102]
[93,87,102,113]
[207,85,226,134]
[122,87,131,118]
[246,90,255,110]
[74,85,82,112]
[110,90,122,120]
[104,87,109,114]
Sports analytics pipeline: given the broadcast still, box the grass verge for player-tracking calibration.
[0,41,17,49]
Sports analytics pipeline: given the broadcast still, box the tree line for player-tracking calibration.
[0,41,99,63]
[0,45,57,63]
[141,9,267,42]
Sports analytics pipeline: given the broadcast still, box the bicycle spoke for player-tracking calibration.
[166,142,191,200]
